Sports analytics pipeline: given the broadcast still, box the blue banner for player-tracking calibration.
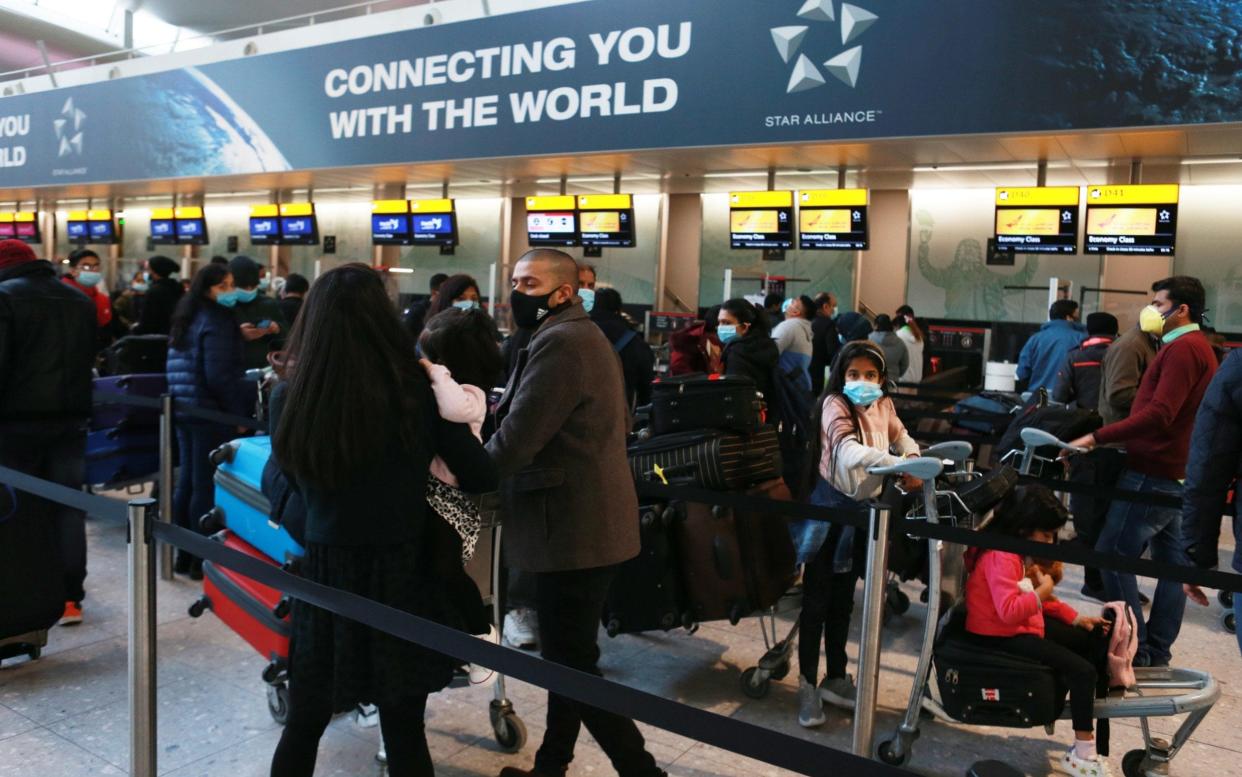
[0,0,1238,189]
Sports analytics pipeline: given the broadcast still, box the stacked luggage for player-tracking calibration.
[87,372,166,487]
[606,374,797,636]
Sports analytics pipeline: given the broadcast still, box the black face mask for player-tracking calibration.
[510,288,566,329]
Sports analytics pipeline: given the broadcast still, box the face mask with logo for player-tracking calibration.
[1139,304,1171,337]
[717,324,739,344]
[510,289,564,329]
[235,288,259,304]
[578,288,595,313]
[452,299,480,311]
[77,270,102,287]
[215,290,240,308]
[843,380,884,407]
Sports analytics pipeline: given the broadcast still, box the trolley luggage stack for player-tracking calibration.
[87,374,166,488]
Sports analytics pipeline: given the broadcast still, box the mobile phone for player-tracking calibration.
[256,319,272,329]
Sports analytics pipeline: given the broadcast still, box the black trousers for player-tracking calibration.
[533,566,662,777]
[967,616,1099,733]
[172,422,232,549]
[1068,447,1126,591]
[270,681,431,777]
[799,524,866,684]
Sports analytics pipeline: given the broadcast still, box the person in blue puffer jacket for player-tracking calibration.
[166,263,253,578]
[1181,348,1242,655]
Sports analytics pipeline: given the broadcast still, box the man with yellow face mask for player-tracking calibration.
[1066,276,1218,668]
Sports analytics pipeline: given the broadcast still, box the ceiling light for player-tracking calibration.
[912,162,1040,173]
[385,267,415,274]
[701,171,770,179]
[1180,156,1242,166]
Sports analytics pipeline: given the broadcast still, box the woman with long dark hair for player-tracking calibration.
[268,264,497,777]
[792,340,921,729]
[166,263,251,577]
[717,298,779,398]
[428,273,481,318]
[895,304,925,383]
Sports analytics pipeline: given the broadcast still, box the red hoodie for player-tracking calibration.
[964,548,1078,638]
[62,276,112,328]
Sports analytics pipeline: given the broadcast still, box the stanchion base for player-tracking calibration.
[967,760,1025,777]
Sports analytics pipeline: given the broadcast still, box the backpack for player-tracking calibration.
[992,404,1103,470]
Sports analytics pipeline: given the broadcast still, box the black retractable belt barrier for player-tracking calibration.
[93,390,263,431]
[93,390,164,411]
[0,464,129,522]
[1013,473,1181,510]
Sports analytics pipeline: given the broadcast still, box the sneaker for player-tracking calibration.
[59,601,83,626]
[503,609,539,650]
[819,674,857,710]
[469,626,499,688]
[355,703,379,728]
[1059,746,1112,776]
[797,677,826,727]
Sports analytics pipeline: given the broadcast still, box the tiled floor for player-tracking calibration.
[1,498,1238,777]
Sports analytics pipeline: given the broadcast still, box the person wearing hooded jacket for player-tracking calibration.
[590,287,655,410]
[718,298,779,400]
[135,255,184,336]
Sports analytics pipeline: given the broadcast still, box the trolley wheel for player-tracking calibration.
[605,619,621,639]
[266,682,290,726]
[1219,590,1234,608]
[187,597,208,618]
[1121,749,1148,777]
[1224,611,1237,634]
[492,712,527,753]
[770,659,791,682]
[888,588,911,615]
[740,667,770,699]
[877,739,908,767]
[27,646,41,661]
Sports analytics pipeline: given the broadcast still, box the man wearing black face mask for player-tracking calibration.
[487,249,661,777]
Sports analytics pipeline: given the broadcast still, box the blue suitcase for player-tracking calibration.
[85,427,160,486]
[91,374,167,431]
[205,437,304,565]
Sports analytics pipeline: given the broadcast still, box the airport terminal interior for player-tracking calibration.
[2,1,1242,776]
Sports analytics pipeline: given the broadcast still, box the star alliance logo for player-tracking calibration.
[771,0,878,94]
[53,97,85,157]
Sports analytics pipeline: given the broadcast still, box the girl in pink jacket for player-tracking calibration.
[965,484,1113,777]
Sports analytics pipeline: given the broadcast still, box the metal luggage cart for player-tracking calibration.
[876,428,1221,777]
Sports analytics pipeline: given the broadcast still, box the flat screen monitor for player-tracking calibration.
[526,211,578,247]
[1083,184,1178,256]
[88,219,117,243]
[993,186,1080,254]
[0,223,12,238]
[372,213,412,245]
[279,215,319,245]
[411,212,457,246]
[150,218,177,244]
[579,209,635,248]
[249,217,280,245]
[176,218,208,245]
[15,220,38,242]
[67,220,89,241]
[730,207,793,249]
[798,207,868,250]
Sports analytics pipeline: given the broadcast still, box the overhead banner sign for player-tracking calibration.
[0,0,1238,189]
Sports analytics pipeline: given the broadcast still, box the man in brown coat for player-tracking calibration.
[487,249,661,777]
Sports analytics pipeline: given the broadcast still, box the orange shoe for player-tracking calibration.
[60,601,83,626]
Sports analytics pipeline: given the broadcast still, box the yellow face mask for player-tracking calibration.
[1138,304,1167,336]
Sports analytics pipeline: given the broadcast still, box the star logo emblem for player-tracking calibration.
[771,1,878,94]
[53,97,86,157]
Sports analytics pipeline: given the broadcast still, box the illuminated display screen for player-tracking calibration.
[372,213,411,244]
[176,218,208,244]
[579,209,635,247]
[412,213,456,245]
[526,211,578,247]
[729,208,793,248]
[993,187,1079,254]
[798,206,868,250]
[150,219,176,244]
[249,217,280,244]
[67,221,88,240]
[1083,185,1177,255]
[279,216,319,245]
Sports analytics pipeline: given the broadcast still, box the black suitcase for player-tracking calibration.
[628,426,782,490]
[992,405,1103,470]
[91,374,167,431]
[0,486,64,666]
[100,334,169,376]
[602,502,690,637]
[650,373,764,435]
[85,427,160,486]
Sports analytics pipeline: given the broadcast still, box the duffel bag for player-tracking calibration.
[992,405,1102,469]
[934,637,1066,727]
[628,426,781,491]
[649,373,765,435]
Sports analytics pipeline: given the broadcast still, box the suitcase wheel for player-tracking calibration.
[267,682,290,725]
[728,602,746,626]
[262,657,288,685]
[710,505,726,520]
[605,618,621,638]
[681,612,698,632]
[187,596,210,618]
[1219,590,1234,608]
[640,510,659,530]
[199,507,225,533]
[1224,611,1237,634]
[209,443,237,466]
[740,667,771,699]
[273,598,291,620]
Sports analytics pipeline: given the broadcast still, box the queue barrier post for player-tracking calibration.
[128,497,158,777]
[158,394,174,581]
[853,501,892,759]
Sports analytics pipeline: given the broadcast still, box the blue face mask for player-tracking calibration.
[452,299,480,311]
[77,270,102,287]
[717,324,739,344]
[578,288,595,313]
[132,282,149,293]
[142,271,152,283]
[215,290,240,308]
[843,380,884,407]
[258,278,271,292]
[235,288,258,304]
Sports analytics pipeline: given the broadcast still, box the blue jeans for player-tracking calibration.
[789,478,864,571]
[1095,470,1187,665]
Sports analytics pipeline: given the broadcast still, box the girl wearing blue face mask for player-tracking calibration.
[717,298,779,400]
[428,273,483,319]
[792,339,922,729]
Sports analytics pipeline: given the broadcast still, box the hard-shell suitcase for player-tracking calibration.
[675,479,798,625]
[628,426,782,491]
[0,489,62,666]
[100,334,169,377]
[90,374,167,431]
[84,427,160,486]
[650,373,764,435]
[603,502,689,636]
[190,530,290,678]
[204,437,304,566]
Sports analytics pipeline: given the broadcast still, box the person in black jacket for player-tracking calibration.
[810,291,839,396]
[166,263,253,577]
[0,240,96,625]
[590,287,655,410]
[403,272,449,342]
[269,264,497,777]
[1053,312,1118,412]
[278,273,308,326]
[718,298,779,400]
[229,255,288,369]
[1181,348,1242,654]
[135,255,184,336]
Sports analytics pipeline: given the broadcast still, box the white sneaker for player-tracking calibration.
[354,703,379,728]
[1060,746,1112,777]
[468,626,499,688]
[503,608,539,650]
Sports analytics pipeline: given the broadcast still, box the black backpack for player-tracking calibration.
[993,404,1103,471]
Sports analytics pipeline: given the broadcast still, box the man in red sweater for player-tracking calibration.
[1067,276,1218,667]
[61,248,114,351]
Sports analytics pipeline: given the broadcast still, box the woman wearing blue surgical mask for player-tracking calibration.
[790,339,921,730]
[717,298,779,400]
[428,273,482,319]
[166,264,254,579]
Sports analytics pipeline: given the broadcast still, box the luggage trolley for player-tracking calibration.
[876,428,1221,777]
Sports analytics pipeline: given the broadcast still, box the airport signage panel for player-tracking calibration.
[1083,185,1178,256]
[798,189,868,250]
[994,186,1079,254]
[730,191,793,250]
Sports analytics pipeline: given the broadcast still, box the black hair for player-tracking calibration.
[720,297,769,337]
[896,304,914,318]
[813,291,834,309]
[874,313,894,332]
[430,272,450,293]
[795,294,816,321]
[419,307,505,392]
[284,273,310,295]
[1086,312,1118,337]
[703,304,721,334]
[169,263,230,347]
[763,292,783,311]
[1048,299,1079,321]
[275,264,427,492]
[1152,276,1207,323]
[430,274,481,317]
[146,255,180,279]
[67,248,99,267]
[984,484,1068,538]
[804,340,889,494]
[229,255,261,289]
[210,255,230,266]
[594,287,623,314]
